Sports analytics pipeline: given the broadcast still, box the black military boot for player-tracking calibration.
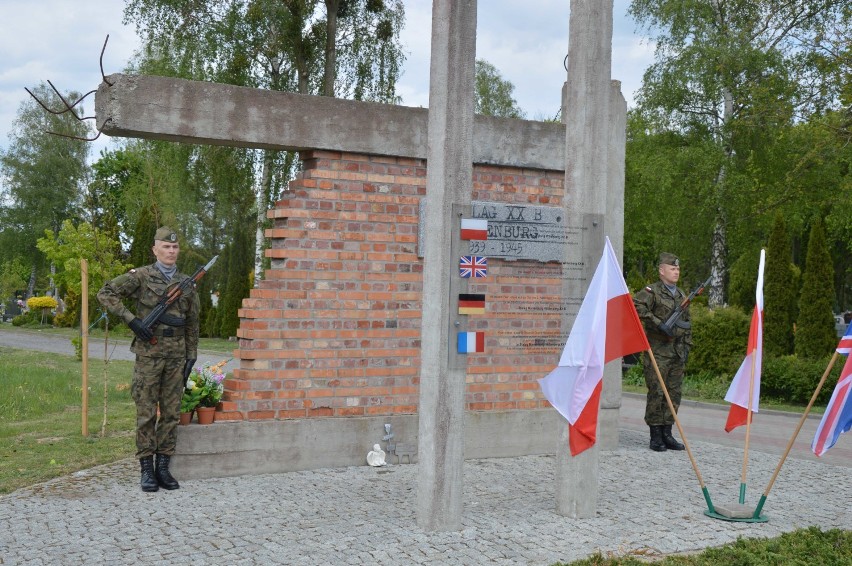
[649,425,667,452]
[662,424,685,451]
[155,454,180,490]
[140,456,159,492]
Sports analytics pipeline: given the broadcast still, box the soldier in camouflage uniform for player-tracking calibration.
[98,226,200,492]
[633,252,692,452]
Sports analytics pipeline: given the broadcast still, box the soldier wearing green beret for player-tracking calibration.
[97,226,200,492]
[633,252,693,452]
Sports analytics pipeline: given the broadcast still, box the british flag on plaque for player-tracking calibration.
[459,255,487,278]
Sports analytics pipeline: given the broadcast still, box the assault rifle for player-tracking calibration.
[658,275,711,337]
[140,255,218,345]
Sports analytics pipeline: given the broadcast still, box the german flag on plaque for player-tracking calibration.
[460,218,488,240]
[458,293,485,315]
[457,331,485,353]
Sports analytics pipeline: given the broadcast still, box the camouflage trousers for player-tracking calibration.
[131,356,185,459]
[643,351,684,426]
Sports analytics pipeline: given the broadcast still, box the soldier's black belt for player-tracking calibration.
[154,327,185,337]
[157,314,186,327]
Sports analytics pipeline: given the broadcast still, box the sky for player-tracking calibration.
[0,0,654,160]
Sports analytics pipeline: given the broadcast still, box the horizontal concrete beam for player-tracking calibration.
[172,409,575,479]
[95,74,565,170]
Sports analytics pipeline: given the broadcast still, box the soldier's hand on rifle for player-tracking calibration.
[183,358,197,381]
[657,322,675,338]
[128,318,154,341]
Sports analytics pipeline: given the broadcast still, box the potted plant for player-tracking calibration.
[185,360,227,425]
[179,386,203,425]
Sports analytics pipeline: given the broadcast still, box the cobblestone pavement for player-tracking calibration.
[2,429,850,565]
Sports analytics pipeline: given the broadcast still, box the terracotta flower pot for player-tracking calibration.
[196,406,216,425]
[179,411,193,425]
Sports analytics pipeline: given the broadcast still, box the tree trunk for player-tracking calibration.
[323,0,340,96]
[708,80,735,307]
[26,264,37,298]
[255,150,275,285]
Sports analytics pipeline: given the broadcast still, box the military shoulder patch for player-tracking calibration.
[645,286,652,292]
[129,268,136,273]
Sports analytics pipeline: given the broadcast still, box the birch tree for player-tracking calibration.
[629,0,850,305]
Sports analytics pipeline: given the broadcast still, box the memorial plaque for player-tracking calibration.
[418,200,584,262]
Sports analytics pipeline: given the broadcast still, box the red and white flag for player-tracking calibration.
[460,218,488,240]
[724,249,765,432]
[538,237,649,456]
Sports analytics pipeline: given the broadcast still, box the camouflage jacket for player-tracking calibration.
[97,264,199,359]
[633,280,693,359]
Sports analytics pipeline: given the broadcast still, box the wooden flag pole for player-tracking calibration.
[646,348,716,514]
[739,349,759,504]
[81,258,89,437]
[753,351,839,518]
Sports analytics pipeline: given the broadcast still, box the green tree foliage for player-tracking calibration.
[0,258,28,301]
[628,0,851,306]
[36,220,130,325]
[129,205,159,268]
[0,83,91,296]
[475,59,525,119]
[726,249,760,313]
[35,221,129,295]
[764,213,797,356]
[87,148,147,240]
[795,218,837,359]
[623,111,719,283]
[218,220,254,339]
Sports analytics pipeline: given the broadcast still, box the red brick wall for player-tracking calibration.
[221,150,566,421]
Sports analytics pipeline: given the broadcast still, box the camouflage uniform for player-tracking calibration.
[98,263,199,459]
[633,279,692,426]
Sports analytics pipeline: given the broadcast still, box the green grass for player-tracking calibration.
[0,347,138,494]
[559,526,852,565]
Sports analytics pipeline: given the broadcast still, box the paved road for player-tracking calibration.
[0,325,237,373]
[1,325,851,565]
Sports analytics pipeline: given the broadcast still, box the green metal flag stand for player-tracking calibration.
[648,330,841,522]
[741,352,839,521]
[705,342,769,523]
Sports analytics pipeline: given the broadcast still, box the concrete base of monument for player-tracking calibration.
[172,407,620,479]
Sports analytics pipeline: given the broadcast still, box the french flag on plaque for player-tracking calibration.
[460,218,488,240]
[457,331,485,353]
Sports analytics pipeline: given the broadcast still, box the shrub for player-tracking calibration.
[53,289,79,328]
[686,304,750,375]
[26,296,58,310]
[623,362,644,387]
[761,355,840,405]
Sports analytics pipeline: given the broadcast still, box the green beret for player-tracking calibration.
[658,252,679,267]
[154,226,178,243]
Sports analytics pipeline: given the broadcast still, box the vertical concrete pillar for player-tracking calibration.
[416,0,477,531]
[557,0,614,518]
[599,81,628,449]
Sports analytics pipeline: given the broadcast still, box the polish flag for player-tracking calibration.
[538,237,650,456]
[460,218,488,240]
[724,249,765,432]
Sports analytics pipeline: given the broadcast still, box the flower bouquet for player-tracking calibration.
[183,359,228,411]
